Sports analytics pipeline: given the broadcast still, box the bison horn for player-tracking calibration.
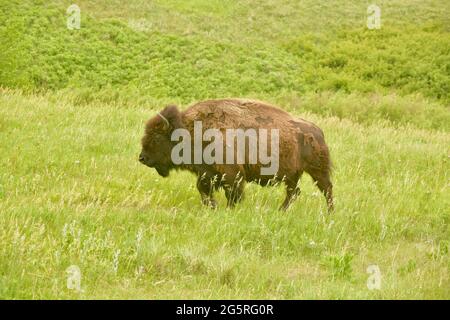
[157,112,170,130]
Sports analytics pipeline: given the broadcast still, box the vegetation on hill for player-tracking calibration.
[0,0,448,299]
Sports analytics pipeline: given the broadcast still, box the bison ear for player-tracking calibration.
[158,105,183,132]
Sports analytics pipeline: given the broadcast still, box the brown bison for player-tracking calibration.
[139,99,333,212]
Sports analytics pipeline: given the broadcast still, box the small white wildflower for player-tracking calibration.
[135,265,145,278]
[308,240,317,248]
[328,220,335,229]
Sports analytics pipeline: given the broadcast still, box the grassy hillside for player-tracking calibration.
[0,0,449,299]
[1,0,449,129]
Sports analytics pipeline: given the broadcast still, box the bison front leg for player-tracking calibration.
[223,172,245,208]
[280,175,301,211]
[280,185,300,211]
[196,174,218,209]
[224,181,245,208]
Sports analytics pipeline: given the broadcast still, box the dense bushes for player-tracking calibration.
[286,26,450,103]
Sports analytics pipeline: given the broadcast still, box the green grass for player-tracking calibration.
[0,89,448,299]
[0,0,449,299]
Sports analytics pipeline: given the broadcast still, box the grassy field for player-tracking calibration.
[0,0,449,299]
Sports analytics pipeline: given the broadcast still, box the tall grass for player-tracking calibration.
[0,0,449,299]
[0,89,448,299]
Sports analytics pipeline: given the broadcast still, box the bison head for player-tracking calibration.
[139,105,183,177]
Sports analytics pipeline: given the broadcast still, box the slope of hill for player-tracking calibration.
[0,0,449,299]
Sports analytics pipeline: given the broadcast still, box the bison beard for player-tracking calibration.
[154,165,170,177]
[140,99,334,212]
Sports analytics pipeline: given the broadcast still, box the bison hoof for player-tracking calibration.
[202,198,217,209]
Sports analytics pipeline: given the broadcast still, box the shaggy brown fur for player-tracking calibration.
[140,98,333,211]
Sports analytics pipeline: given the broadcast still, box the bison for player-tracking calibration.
[139,99,333,212]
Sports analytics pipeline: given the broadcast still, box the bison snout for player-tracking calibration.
[139,153,152,166]
[139,153,156,167]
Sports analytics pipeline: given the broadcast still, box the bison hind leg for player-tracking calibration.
[302,133,334,213]
[308,168,334,213]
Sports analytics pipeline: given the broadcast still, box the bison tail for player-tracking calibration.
[320,144,333,175]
